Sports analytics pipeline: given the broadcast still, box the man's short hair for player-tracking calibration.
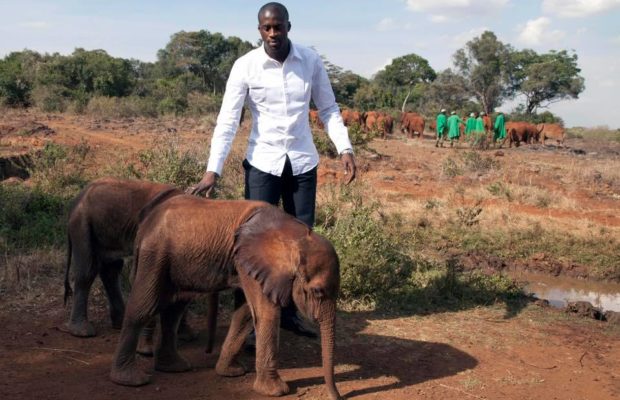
[258,2,289,21]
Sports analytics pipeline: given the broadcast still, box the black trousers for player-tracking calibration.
[243,156,317,322]
[243,157,317,227]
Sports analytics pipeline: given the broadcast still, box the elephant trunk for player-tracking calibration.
[318,301,342,400]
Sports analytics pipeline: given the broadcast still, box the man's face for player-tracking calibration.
[258,8,290,56]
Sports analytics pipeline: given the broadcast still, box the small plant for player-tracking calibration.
[456,200,483,227]
[461,151,500,173]
[28,141,90,196]
[442,157,462,178]
[487,181,512,201]
[425,199,441,210]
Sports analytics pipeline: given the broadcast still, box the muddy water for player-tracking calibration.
[509,271,620,312]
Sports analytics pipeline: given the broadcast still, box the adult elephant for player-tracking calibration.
[110,196,342,400]
[504,122,544,148]
[63,177,186,338]
[399,112,425,139]
[538,123,565,146]
[341,109,364,127]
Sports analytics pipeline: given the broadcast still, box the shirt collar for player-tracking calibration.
[259,41,301,66]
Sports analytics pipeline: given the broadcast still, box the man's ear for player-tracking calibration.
[287,21,291,32]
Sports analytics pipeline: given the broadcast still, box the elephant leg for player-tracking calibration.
[239,274,289,397]
[109,311,153,386]
[136,317,156,357]
[155,301,192,373]
[100,258,125,329]
[66,242,98,337]
[215,301,253,377]
[110,260,160,386]
[178,308,199,342]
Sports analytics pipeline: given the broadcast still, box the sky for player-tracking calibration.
[1,0,619,128]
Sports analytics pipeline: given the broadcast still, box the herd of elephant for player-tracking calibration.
[63,177,344,399]
[310,109,566,147]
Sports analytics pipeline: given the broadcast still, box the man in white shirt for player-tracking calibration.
[189,2,356,336]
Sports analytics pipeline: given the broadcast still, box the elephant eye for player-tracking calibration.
[311,286,325,298]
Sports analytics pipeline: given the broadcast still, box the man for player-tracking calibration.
[435,108,447,147]
[189,2,356,337]
[465,112,477,137]
[493,111,506,146]
[447,111,463,148]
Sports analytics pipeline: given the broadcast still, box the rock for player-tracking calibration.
[565,301,604,320]
[494,150,504,157]
[604,311,620,325]
[534,299,550,308]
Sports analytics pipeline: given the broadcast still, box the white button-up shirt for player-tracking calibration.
[206,42,353,177]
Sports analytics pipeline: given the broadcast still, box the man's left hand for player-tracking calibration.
[341,152,356,184]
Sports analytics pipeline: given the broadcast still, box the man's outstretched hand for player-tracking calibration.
[341,153,356,185]
[187,171,219,197]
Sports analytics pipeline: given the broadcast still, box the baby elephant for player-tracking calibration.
[110,196,343,400]
[64,177,184,338]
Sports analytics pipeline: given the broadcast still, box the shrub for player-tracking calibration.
[315,185,414,304]
[31,84,67,113]
[0,184,68,252]
[28,141,90,196]
[86,95,158,118]
[313,129,338,157]
[186,91,222,116]
[137,132,204,188]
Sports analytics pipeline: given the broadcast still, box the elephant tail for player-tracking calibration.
[63,233,73,306]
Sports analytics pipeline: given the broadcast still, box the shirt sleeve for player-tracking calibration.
[206,59,248,175]
[310,55,353,154]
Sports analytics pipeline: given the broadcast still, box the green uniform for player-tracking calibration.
[447,115,462,140]
[493,113,506,140]
[436,113,447,138]
[475,117,485,133]
[465,117,477,135]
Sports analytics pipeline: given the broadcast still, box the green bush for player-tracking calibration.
[186,91,222,116]
[28,141,90,196]
[137,133,204,188]
[86,95,158,118]
[0,184,69,252]
[315,185,414,304]
[31,84,67,112]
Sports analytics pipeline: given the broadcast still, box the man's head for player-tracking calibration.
[440,108,446,114]
[258,2,291,61]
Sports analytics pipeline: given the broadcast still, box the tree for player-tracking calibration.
[510,49,584,114]
[453,31,513,114]
[157,30,254,94]
[373,53,436,111]
[418,69,477,116]
[321,57,367,107]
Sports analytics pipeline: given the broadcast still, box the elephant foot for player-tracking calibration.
[215,359,246,377]
[155,352,192,373]
[253,375,290,397]
[177,322,199,342]
[110,365,151,386]
[65,320,96,337]
[136,335,154,357]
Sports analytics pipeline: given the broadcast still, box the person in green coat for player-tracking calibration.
[447,111,463,147]
[435,108,447,147]
[493,111,506,146]
[465,112,477,135]
[472,111,487,148]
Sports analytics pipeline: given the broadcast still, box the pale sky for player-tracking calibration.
[1,0,619,128]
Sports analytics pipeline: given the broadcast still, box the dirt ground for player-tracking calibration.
[1,110,619,399]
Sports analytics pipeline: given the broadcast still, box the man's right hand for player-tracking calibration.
[187,171,219,197]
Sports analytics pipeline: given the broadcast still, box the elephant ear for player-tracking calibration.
[234,206,310,307]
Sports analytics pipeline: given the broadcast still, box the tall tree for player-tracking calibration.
[453,31,513,114]
[510,49,584,114]
[418,69,476,116]
[373,53,436,111]
[321,57,367,107]
[157,30,254,94]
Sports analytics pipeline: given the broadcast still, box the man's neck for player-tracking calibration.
[265,39,291,63]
